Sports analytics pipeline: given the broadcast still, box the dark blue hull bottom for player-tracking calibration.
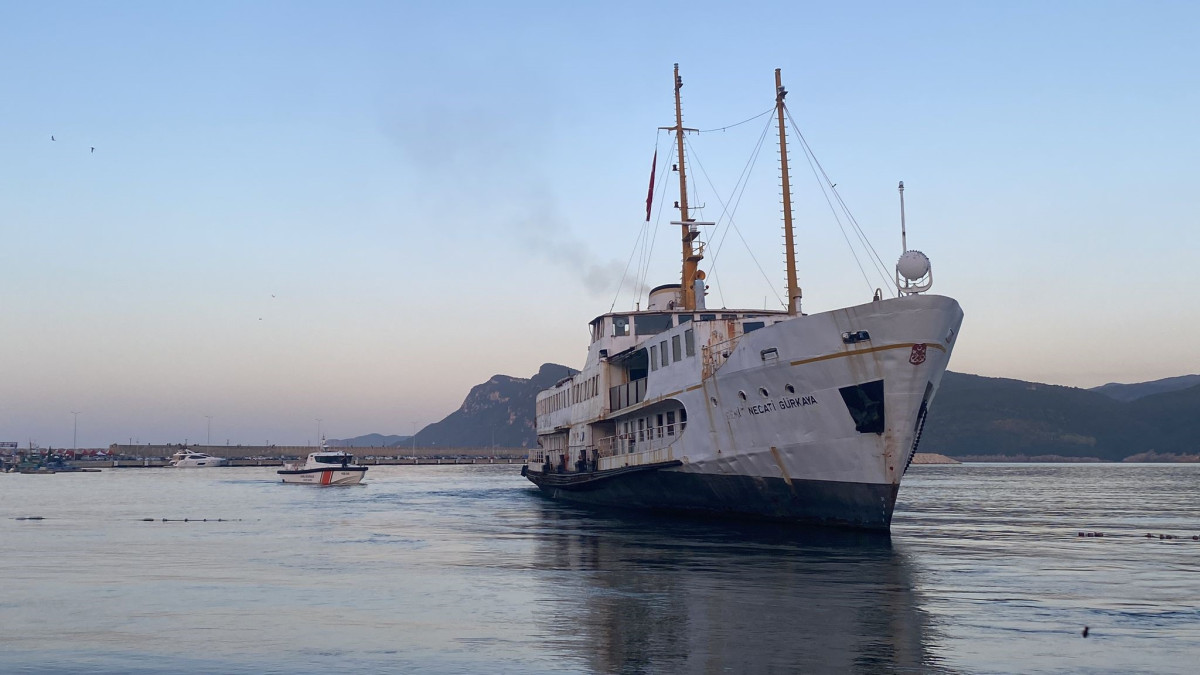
[527,469,900,530]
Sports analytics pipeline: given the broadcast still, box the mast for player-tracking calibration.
[661,63,701,310]
[776,68,801,315]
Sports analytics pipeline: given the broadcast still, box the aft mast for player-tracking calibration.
[775,68,801,315]
[661,63,702,310]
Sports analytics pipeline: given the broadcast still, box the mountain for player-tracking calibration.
[412,363,577,448]
[328,433,412,448]
[344,366,1197,459]
[1090,374,1200,402]
[921,373,1200,460]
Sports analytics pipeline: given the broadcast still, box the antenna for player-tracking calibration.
[894,180,933,295]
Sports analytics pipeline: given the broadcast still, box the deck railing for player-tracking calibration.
[594,423,685,459]
[701,334,742,379]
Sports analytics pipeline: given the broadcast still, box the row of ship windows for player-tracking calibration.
[711,384,799,406]
[650,329,696,371]
[538,375,600,416]
[600,313,768,340]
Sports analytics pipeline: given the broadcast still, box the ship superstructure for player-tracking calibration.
[523,66,963,529]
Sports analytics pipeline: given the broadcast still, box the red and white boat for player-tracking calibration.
[278,444,367,486]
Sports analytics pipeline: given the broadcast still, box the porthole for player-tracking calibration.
[737,390,747,401]
[710,397,719,407]
[785,384,795,394]
[759,387,770,398]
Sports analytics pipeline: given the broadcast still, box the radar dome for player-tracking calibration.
[897,250,931,281]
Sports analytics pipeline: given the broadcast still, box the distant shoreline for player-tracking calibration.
[952,451,1200,464]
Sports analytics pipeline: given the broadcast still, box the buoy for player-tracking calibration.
[1078,532,1085,537]
[1082,626,1089,638]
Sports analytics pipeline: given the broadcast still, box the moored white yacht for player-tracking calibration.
[523,65,963,529]
[169,450,228,468]
[278,443,367,486]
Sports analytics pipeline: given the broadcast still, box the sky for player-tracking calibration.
[2,1,1197,447]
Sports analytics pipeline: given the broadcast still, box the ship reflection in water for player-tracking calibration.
[527,501,943,674]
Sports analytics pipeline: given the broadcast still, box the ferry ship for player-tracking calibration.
[523,66,963,529]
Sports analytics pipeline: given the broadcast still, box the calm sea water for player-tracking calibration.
[1,463,1197,674]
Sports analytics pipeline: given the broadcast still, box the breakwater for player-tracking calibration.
[70,456,525,469]
[105,443,527,459]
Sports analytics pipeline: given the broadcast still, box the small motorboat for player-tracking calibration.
[278,445,367,486]
[169,450,229,468]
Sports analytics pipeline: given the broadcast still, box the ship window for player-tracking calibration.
[656,413,664,438]
[635,313,673,336]
[759,387,769,398]
[722,313,738,320]
[678,314,692,324]
[637,418,645,442]
[700,313,716,321]
[660,341,668,367]
[685,329,695,357]
[710,397,718,407]
[613,316,630,337]
[672,335,682,361]
[680,408,687,430]
[738,390,747,400]
[650,345,659,371]
[785,384,795,394]
[744,321,765,333]
[666,411,676,435]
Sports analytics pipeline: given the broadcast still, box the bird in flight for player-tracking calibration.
[91,147,95,154]
[51,136,56,141]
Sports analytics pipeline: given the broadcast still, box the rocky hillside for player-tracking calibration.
[411,363,576,448]
[921,372,1200,460]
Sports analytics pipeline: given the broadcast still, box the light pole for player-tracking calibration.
[410,420,418,461]
[71,411,81,450]
[205,416,213,446]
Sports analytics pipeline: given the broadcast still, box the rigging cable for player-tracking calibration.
[691,114,781,308]
[696,107,775,134]
[611,133,665,312]
[635,134,674,304]
[685,116,785,309]
[786,109,895,295]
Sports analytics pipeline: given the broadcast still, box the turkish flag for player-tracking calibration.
[645,149,657,222]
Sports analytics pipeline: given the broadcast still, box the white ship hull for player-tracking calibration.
[279,468,367,486]
[527,294,963,529]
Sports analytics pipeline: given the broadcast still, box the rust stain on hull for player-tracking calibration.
[769,446,793,488]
